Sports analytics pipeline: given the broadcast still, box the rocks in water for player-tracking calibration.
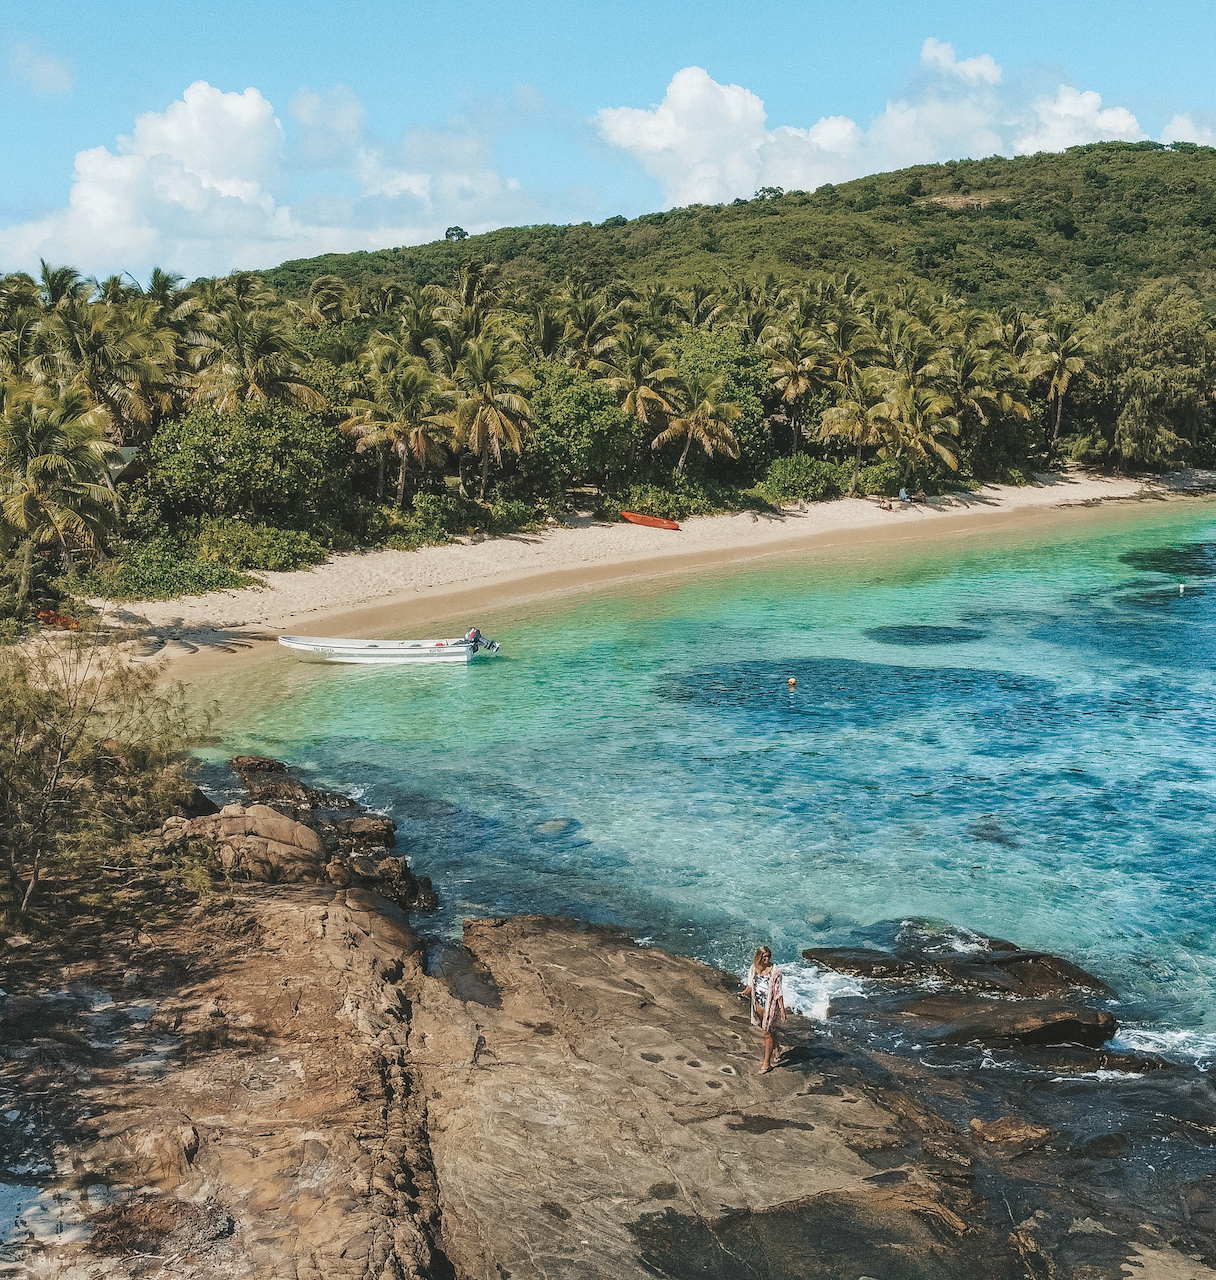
[803,934,1113,998]
[314,813,398,853]
[227,755,357,811]
[807,927,1119,1051]
[896,994,1118,1048]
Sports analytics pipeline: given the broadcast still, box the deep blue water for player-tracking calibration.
[199,498,1216,1064]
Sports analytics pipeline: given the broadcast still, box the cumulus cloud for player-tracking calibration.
[7,39,75,95]
[1161,112,1216,146]
[1013,86,1146,154]
[920,38,1001,85]
[0,80,585,279]
[597,46,1165,207]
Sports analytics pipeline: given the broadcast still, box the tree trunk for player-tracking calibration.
[791,409,800,456]
[19,851,42,915]
[457,454,468,499]
[15,540,34,617]
[396,446,408,506]
[676,431,693,474]
[376,446,386,502]
[1052,390,1064,447]
[479,438,490,500]
[848,442,862,497]
[101,465,121,517]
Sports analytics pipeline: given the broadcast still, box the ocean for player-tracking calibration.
[197,496,1216,1066]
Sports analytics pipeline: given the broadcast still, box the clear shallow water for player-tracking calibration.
[199,499,1216,1065]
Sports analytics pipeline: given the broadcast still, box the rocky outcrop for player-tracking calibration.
[4,899,1215,1279]
[1,887,448,1278]
[804,931,1113,997]
[161,803,435,911]
[228,754,357,811]
[807,928,1119,1049]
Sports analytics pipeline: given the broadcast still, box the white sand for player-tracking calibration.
[103,467,1212,679]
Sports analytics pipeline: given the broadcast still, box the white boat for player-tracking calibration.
[278,628,501,666]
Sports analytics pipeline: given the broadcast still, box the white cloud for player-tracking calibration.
[7,39,75,95]
[1013,86,1146,154]
[1161,112,1216,146]
[920,38,1001,85]
[598,53,1160,207]
[0,80,587,279]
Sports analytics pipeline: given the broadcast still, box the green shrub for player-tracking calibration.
[855,459,904,496]
[763,455,851,502]
[194,519,328,572]
[79,536,256,601]
[602,474,775,521]
[488,499,539,533]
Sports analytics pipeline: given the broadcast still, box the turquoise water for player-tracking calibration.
[201,499,1216,1064]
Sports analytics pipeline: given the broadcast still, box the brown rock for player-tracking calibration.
[327,858,353,887]
[970,1116,1052,1145]
[803,947,927,979]
[335,814,398,848]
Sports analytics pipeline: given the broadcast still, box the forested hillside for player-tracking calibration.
[264,142,1216,309]
[4,138,1216,625]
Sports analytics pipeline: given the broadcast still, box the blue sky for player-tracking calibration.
[2,0,1214,278]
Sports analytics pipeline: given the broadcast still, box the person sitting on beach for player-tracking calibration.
[878,499,894,511]
[741,945,787,1074]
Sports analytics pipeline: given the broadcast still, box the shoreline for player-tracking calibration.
[106,467,1216,683]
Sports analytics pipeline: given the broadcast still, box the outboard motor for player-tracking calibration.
[465,627,501,654]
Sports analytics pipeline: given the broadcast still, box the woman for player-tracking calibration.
[741,945,787,1074]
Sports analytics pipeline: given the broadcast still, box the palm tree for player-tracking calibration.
[0,383,116,590]
[298,274,349,328]
[450,336,532,499]
[38,262,89,310]
[340,348,450,504]
[940,342,1030,459]
[762,322,825,455]
[651,372,741,473]
[598,324,679,426]
[870,382,961,480]
[818,368,886,495]
[191,306,323,410]
[1025,311,1092,453]
[561,295,619,370]
[28,298,179,444]
[674,282,726,329]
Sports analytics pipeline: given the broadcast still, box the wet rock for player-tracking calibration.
[335,814,398,849]
[804,934,1112,999]
[802,947,927,980]
[897,994,1117,1048]
[227,754,357,811]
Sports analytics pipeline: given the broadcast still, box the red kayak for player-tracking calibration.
[621,511,681,531]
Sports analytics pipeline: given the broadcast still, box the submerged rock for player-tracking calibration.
[227,754,357,811]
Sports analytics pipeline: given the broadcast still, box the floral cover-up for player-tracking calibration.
[747,964,783,1031]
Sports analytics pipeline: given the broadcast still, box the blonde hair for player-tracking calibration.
[752,946,772,969]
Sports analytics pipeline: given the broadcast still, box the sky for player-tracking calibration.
[1,0,1215,280]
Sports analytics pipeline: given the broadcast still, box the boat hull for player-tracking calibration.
[620,510,681,530]
[278,635,479,665]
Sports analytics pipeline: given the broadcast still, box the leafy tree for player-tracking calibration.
[1075,281,1216,466]
[651,372,742,473]
[340,345,450,504]
[0,627,201,918]
[445,226,469,241]
[192,306,324,410]
[1024,310,1092,453]
[450,335,532,499]
[0,383,116,587]
[142,401,352,526]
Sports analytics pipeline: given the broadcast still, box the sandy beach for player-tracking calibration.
[106,467,1214,681]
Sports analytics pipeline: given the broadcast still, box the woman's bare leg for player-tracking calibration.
[760,1029,778,1073]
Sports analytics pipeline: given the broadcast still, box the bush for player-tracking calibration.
[855,459,904,497]
[601,474,776,521]
[763,455,850,502]
[194,519,328,572]
[78,536,255,601]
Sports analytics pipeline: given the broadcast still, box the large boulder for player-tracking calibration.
[894,995,1118,1048]
[179,803,327,883]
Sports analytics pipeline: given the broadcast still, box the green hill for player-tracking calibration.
[262,141,1216,309]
